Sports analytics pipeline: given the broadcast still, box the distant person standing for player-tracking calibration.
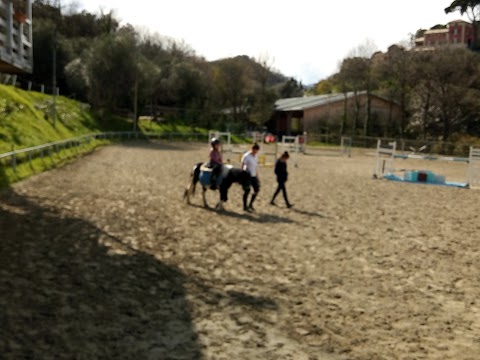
[270,151,293,208]
[241,143,260,212]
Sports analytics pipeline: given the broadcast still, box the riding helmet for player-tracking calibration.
[211,138,221,146]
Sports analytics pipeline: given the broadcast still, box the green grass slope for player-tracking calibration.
[0,85,120,188]
[0,84,101,154]
[0,85,248,188]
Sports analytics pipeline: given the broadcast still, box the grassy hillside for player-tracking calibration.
[0,84,104,154]
[0,85,252,188]
[0,85,131,188]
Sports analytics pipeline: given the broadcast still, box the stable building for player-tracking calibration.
[271,91,402,136]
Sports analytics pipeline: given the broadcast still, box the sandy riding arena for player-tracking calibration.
[1,141,480,360]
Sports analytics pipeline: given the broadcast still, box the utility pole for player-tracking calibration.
[52,28,57,127]
[133,46,139,132]
[133,76,138,132]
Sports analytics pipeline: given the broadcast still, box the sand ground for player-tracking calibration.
[1,141,480,360]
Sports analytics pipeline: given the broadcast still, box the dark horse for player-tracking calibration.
[183,162,250,210]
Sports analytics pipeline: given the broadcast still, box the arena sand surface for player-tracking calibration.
[1,141,480,360]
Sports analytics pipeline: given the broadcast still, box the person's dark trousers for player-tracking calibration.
[248,176,260,208]
[243,190,250,209]
[271,181,290,206]
[243,176,251,209]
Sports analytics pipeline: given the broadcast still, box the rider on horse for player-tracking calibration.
[208,138,223,190]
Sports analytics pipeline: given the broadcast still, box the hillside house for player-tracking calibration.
[415,20,474,49]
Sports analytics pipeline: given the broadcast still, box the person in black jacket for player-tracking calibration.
[270,151,293,208]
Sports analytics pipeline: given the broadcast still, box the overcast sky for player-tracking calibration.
[77,0,469,84]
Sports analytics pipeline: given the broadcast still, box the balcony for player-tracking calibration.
[0,0,33,74]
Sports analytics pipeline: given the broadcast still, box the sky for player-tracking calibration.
[76,0,470,85]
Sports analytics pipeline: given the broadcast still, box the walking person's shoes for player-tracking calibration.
[270,201,277,206]
[248,205,256,212]
[244,206,252,213]
[287,204,294,208]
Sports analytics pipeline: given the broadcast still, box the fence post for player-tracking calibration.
[40,84,44,93]
[11,153,16,174]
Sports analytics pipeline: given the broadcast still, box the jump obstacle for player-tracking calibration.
[467,147,480,188]
[208,130,232,152]
[301,135,352,157]
[277,135,307,167]
[374,139,480,188]
[209,131,352,168]
[209,129,276,167]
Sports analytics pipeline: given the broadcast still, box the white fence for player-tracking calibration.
[0,131,210,174]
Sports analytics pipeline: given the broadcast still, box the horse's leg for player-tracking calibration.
[215,200,225,211]
[184,179,194,204]
[216,180,230,210]
[185,163,201,205]
[202,187,209,208]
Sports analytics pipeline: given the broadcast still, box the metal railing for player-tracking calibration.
[0,131,210,174]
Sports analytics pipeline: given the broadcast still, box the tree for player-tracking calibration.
[248,55,278,127]
[374,45,415,137]
[28,18,73,93]
[247,88,277,128]
[213,58,248,124]
[85,30,137,112]
[340,39,378,136]
[445,0,480,48]
[279,78,303,98]
[337,57,370,134]
[311,78,335,95]
[411,47,480,141]
[64,58,88,101]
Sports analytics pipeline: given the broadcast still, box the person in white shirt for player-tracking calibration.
[241,143,260,212]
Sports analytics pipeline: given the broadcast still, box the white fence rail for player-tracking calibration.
[0,131,210,174]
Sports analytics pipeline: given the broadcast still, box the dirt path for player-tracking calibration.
[1,141,480,359]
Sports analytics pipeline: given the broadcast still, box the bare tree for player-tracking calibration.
[412,47,480,141]
[374,45,415,137]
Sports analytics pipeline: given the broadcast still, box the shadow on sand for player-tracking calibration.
[189,203,295,224]
[288,207,326,218]
[1,190,281,359]
[0,190,202,359]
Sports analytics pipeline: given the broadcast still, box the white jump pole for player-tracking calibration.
[468,147,480,188]
[281,135,300,168]
[341,136,352,157]
[375,139,396,178]
[208,130,232,152]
